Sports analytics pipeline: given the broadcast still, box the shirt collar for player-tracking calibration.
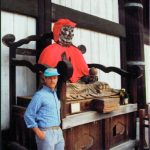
[43,85,55,93]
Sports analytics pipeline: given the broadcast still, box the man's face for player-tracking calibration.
[43,76,58,90]
[59,25,74,46]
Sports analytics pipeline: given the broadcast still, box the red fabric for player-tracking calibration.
[38,19,89,82]
[53,19,76,42]
[38,43,89,82]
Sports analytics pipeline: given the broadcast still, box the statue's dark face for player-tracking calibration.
[58,25,74,46]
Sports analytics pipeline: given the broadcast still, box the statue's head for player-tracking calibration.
[53,18,76,47]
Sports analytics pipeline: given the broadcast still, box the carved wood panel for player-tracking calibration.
[63,121,102,150]
[110,114,129,147]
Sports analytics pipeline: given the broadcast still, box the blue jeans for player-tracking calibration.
[35,127,65,150]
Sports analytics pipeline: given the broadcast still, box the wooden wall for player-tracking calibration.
[1,11,36,129]
[52,0,121,89]
[144,44,150,103]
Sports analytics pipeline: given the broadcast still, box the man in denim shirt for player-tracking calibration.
[24,68,64,150]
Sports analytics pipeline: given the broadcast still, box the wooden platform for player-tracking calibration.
[62,104,137,129]
[62,104,137,149]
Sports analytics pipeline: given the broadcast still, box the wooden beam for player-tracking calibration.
[52,3,126,37]
[62,104,137,129]
[1,1,126,38]
[16,48,36,56]
[1,0,38,17]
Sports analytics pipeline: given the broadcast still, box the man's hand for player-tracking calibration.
[32,127,45,140]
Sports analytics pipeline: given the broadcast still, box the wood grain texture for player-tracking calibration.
[1,0,38,17]
[64,121,102,150]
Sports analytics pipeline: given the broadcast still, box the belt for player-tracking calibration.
[40,126,60,131]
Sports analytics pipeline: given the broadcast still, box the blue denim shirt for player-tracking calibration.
[24,86,61,128]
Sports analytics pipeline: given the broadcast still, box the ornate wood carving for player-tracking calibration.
[113,122,125,135]
[74,134,94,150]
[88,63,142,79]
[110,115,128,147]
[64,121,102,150]
[11,59,47,73]
[2,33,53,48]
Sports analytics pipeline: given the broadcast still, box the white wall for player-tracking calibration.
[52,0,121,89]
[144,44,150,103]
[1,11,36,130]
[52,0,119,23]
[73,29,121,89]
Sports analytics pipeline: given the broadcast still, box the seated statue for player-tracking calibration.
[38,18,89,83]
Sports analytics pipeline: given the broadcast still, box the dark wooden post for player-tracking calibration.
[125,0,146,109]
[36,0,52,88]
[103,119,110,150]
[119,0,128,89]
[37,0,52,59]
[9,45,17,141]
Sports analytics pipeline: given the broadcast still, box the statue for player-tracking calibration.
[38,18,89,83]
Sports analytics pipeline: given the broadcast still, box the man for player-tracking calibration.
[38,18,89,83]
[24,68,64,150]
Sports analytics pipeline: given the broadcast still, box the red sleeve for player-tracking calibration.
[38,44,63,67]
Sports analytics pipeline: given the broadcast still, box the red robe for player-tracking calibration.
[38,19,89,82]
[38,43,89,83]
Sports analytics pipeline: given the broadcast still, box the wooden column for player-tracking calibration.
[36,0,52,88]
[119,0,127,89]
[125,0,146,108]
[37,0,52,59]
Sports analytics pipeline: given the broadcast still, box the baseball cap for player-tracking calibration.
[44,68,60,77]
